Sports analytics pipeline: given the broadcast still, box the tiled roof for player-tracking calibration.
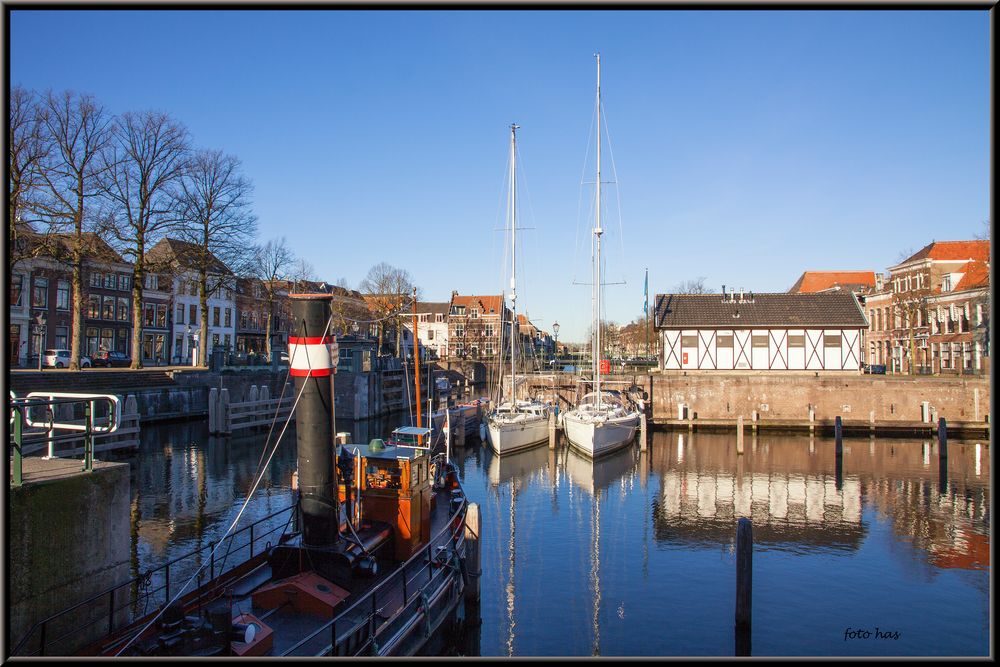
[451,294,504,315]
[900,240,990,264]
[954,260,990,291]
[654,292,868,329]
[788,271,876,293]
[146,237,232,275]
[416,302,450,316]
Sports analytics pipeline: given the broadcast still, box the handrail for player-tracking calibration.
[291,465,469,657]
[11,505,294,657]
[24,392,121,433]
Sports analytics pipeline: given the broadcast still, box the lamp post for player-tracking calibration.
[552,321,560,366]
[34,312,46,371]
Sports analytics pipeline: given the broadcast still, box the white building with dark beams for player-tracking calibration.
[654,290,869,372]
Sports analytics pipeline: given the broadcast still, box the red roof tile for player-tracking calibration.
[954,260,990,291]
[450,294,504,315]
[789,271,876,293]
[901,240,990,264]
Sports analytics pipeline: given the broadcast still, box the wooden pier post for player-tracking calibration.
[639,411,647,452]
[736,416,744,455]
[735,517,752,656]
[549,410,557,450]
[834,416,843,458]
[464,502,481,603]
[209,387,218,434]
[219,388,231,435]
[809,407,815,435]
[938,417,948,494]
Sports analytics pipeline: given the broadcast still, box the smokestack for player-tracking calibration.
[740,287,744,303]
[722,285,726,301]
[289,293,338,547]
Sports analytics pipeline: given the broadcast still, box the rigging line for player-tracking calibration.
[115,310,334,657]
[600,100,629,285]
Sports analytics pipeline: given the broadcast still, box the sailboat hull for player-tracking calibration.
[563,412,639,458]
[486,414,550,456]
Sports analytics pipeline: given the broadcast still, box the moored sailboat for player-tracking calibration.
[562,54,641,459]
[485,123,550,456]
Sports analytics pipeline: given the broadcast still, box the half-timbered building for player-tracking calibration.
[654,290,869,372]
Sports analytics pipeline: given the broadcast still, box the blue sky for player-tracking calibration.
[9,9,989,343]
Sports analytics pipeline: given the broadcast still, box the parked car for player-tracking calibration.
[43,349,91,368]
[92,350,132,368]
[864,363,887,375]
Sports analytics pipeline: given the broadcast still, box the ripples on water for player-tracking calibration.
[123,419,990,657]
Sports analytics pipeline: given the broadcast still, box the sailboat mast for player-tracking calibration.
[509,123,519,409]
[594,53,603,408]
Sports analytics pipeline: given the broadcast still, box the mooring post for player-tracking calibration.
[220,388,231,435]
[835,416,843,458]
[464,502,481,603]
[809,407,815,435]
[549,409,557,450]
[938,417,948,495]
[639,410,648,452]
[735,517,753,657]
[736,416,744,455]
[208,387,218,434]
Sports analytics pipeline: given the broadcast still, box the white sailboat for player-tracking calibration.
[486,123,551,456]
[563,54,641,459]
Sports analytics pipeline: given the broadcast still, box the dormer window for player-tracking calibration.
[436,314,443,323]
[942,275,952,292]
[470,308,479,319]
[452,305,466,316]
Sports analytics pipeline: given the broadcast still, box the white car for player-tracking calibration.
[43,349,91,368]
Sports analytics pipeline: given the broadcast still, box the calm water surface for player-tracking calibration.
[124,419,990,657]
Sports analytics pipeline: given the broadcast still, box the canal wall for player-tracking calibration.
[520,372,990,434]
[8,460,131,655]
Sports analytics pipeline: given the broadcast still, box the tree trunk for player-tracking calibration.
[200,268,209,368]
[265,291,274,358]
[131,242,144,369]
[70,191,85,371]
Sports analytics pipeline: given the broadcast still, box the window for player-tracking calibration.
[90,272,102,288]
[118,274,130,292]
[213,307,220,327]
[470,308,479,319]
[56,280,69,310]
[682,335,699,347]
[419,314,428,323]
[101,328,114,351]
[455,342,465,357]
[104,273,116,289]
[212,333,220,347]
[824,334,842,348]
[10,274,24,307]
[484,324,494,338]
[788,335,805,348]
[88,295,101,319]
[436,314,443,323]
[117,328,128,354]
[176,305,185,324]
[452,305,465,316]
[224,308,231,327]
[224,334,231,348]
[118,298,130,322]
[86,327,99,355]
[751,335,768,348]
[455,324,465,338]
[190,304,198,325]
[146,274,159,290]
[175,334,183,357]
[55,326,68,349]
[32,277,48,308]
[717,335,734,348]
[976,304,983,326]
[143,303,155,327]
[942,275,952,292]
[156,305,166,327]
[103,296,116,320]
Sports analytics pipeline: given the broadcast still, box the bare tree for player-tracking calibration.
[289,257,318,293]
[974,219,990,241]
[33,91,114,370]
[673,276,715,294]
[250,237,295,358]
[174,149,257,364]
[8,86,52,267]
[100,111,189,368]
[359,262,417,356]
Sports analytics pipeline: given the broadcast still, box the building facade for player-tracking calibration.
[447,292,509,361]
[654,291,869,372]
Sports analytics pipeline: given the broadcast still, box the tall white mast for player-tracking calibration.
[509,123,519,409]
[594,53,603,409]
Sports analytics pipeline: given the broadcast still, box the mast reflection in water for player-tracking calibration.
[126,421,989,656]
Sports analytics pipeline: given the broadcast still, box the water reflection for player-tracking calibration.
[116,419,989,656]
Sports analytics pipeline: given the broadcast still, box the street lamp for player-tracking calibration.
[552,321,560,365]
[34,312,46,371]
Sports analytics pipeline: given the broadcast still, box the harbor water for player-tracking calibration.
[121,418,990,656]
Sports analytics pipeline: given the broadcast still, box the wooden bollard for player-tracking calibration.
[219,388,231,434]
[736,416,744,455]
[464,502,481,603]
[735,517,753,653]
[549,410,557,450]
[208,387,219,434]
[834,416,843,458]
[937,417,948,459]
[639,411,647,452]
[809,407,815,435]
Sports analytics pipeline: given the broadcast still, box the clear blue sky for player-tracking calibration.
[10,9,990,343]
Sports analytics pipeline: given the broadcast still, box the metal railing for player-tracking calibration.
[285,461,469,657]
[9,393,123,485]
[11,505,295,657]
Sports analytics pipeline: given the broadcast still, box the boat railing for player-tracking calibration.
[9,392,123,485]
[290,474,469,657]
[11,505,295,657]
